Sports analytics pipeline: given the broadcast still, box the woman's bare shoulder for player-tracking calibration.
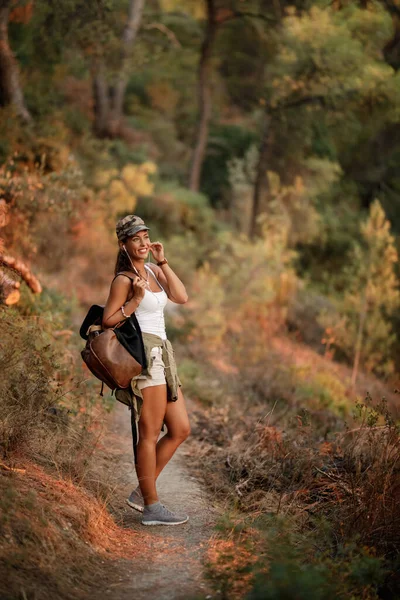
[113,271,136,282]
[147,264,167,279]
[110,272,135,291]
[146,263,159,274]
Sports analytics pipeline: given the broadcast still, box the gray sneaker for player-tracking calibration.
[141,501,189,526]
[126,487,144,513]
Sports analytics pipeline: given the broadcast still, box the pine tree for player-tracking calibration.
[321,200,400,385]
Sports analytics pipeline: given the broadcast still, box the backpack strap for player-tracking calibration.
[112,271,136,284]
[111,272,142,328]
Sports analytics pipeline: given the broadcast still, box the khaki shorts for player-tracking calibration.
[136,346,166,390]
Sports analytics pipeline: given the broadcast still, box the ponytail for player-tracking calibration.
[114,247,133,276]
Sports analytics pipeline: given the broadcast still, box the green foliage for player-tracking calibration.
[295,367,349,417]
[182,220,298,352]
[211,220,297,307]
[5,1,400,596]
[198,393,400,597]
[227,143,258,233]
[18,284,75,325]
[268,5,393,110]
[76,135,149,179]
[159,0,204,18]
[202,124,258,208]
[260,1,400,259]
[217,17,271,112]
[319,200,400,376]
[137,182,217,241]
[162,231,204,285]
[248,519,386,600]
[29,0,122,62]
[91,160,157,217]
[1,158,92,270]
[287,284,333,349]
[177,358,224,406]
[64,107,91,136]
[0,308,69,457]
[296,186,362,292]
[24,73,65,118]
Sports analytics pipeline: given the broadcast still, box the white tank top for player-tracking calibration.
[135,265,168,340]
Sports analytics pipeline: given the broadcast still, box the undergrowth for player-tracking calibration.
[0,299,100,482]
[0,291,127,600]
[186,352,400,598]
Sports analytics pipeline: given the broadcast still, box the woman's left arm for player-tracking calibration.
[150,242,188,304]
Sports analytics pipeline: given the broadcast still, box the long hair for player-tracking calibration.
[114,242,135,276]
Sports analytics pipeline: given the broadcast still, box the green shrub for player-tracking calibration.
[0,306,98,483]
[287,285,334,350]
[201,124,258,208]
[136,182,217,242]
[294,367,349,417]
[64,107,90,136]
[248,520,386,600]
[0,307,57,456]
[178,358,225,407]
[318,200,400,380]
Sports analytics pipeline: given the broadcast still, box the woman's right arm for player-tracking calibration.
[102,275,145,329]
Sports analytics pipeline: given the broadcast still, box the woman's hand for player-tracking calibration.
[132,276,147,301]
[150,241,165,263]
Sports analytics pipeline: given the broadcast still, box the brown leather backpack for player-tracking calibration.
[80,271,146,394]
[81,320,142,392]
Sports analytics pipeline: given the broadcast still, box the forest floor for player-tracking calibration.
[98,399,220,600]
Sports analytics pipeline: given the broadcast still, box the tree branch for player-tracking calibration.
[110,0,146,133]
[270,88,360,113]
[219,10,277,25]
[0,254,42,294]
[143,22,181,47]
[0,270,20,305]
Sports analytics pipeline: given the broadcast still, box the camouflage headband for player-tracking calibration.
[115,215,149,241]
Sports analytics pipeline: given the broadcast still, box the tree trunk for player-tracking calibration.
[112,0,145,117]
[384,14,400,70]
[0,0,31,122]
[250,112,271,239]
[189,0,218,192]
[92,62,110,137]
[92,0,145,138]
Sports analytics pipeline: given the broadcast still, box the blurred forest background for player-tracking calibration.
[1,0,400,598]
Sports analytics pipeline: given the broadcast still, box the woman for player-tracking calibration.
[102,215,191,526]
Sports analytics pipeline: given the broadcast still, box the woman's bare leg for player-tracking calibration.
[135,387,190,504]
[135,384,167,505]
[154,388,191,478]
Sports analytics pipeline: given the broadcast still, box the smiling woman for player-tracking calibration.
[102,215,191,527]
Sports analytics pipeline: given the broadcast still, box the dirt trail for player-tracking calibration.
[102,400,219,600]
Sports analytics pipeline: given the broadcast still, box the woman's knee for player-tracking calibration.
[139,423,162,445]
[169,422,191,443]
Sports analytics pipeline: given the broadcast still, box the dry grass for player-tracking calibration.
[0,459,143,600]
[182,333,400,597]
[0,304,144,599]
[205,533,263,599]
[189,395,400,544]
[0,307,98,479]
